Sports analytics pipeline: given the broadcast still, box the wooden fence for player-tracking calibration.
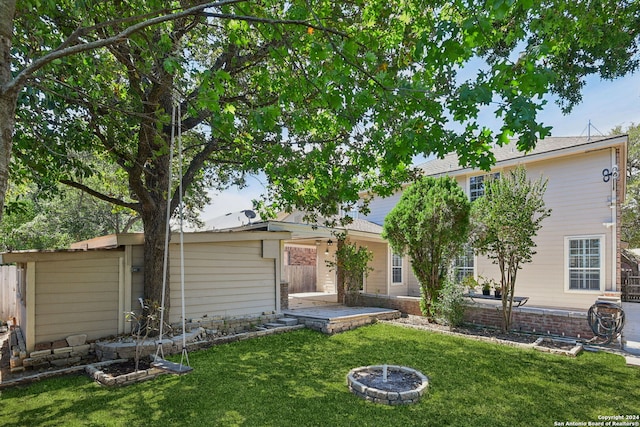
[622,275,640,302]
[283,265,317,294]
[0,265,18,320]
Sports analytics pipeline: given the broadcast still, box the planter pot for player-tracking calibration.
[494,290,502,298]
[482,290,490,296]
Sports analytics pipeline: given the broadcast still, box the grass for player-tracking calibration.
[1,323,639,426]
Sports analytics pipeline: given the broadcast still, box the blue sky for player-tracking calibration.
[202,73,640,220]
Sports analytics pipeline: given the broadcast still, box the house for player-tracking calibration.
[0,215,386,355]
[0,134,629,353]
[230,217,388,298]
[349,135,628,335]
[0,230,290,353]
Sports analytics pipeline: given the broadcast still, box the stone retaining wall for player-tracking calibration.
[355,293,595,339]
[295,311,401,334]
[9,312,294,373]
[9,328,96,374]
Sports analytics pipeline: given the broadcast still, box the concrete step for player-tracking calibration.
[263,323,287,329]
[276,317,299,327]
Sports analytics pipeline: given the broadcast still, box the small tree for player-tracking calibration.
[327,236,373,305]
[125,299,161,371]
[471,167,551,332]
[434,271,466,328]
[382,176,471,319]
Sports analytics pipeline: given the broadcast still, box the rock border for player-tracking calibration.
[347,365,429,405]
[85,359,167,387]
[532,337,583,357]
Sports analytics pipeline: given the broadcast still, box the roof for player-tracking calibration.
[416,135,627,177]
[343,218,383,234]
[63,229,290,250]
[230,219,384,241]
[190,209,261,231]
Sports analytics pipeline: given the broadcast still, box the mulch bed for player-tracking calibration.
[388,315,539,345]
[98,359,152,376]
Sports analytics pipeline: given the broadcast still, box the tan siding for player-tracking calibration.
[471,150,617,310]
[168,241,276,322]
[130,245,144,310]
[364,148,619,311]
[35,255,120,343]
[317,245,336,293]
[407,267,420,297]
[364,242,389,295]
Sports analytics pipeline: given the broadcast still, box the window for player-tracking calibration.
[567,236,603,291]
[454,245,474,283]
[392,254,403,284]
[469,173,499,201]
[341,203,360,219]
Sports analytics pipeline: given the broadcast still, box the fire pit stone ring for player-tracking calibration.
[346,365,429,405]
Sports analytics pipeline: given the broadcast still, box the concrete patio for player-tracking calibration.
[285,292,401,334]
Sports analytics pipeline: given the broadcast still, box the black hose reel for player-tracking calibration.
[587,301,625,345]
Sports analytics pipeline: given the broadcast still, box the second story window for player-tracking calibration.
[469,173,499,201]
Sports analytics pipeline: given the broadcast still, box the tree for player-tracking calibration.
[614,123,640,247]
[5,1,640,318]
[0,178,141,251]
[382,176,471,318]
[326,236,374,305]
[471,167,551,332]
[1,0,246,224]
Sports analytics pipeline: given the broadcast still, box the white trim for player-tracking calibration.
[390,251,404,286]
[564,234,605,293]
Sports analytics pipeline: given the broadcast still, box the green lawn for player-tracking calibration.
[1,324,639,427]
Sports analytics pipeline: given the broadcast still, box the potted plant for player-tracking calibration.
[462,275,479,294]
[494,284,502,299]
[481,278,491,296]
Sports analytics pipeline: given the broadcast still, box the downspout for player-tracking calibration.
[26,261,35,353]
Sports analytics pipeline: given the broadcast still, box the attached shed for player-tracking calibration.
[0,230,290,352]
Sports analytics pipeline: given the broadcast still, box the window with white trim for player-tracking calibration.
[566,236,603,291]
[469,173,499,201]
[454,245,474,283]
[392,253,403,284]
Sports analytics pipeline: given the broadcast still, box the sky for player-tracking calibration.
[201,73,640,221]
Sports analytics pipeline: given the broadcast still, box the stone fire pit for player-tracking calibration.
[347,365,429,405]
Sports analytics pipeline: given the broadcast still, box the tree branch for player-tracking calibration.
[60,179,140,211]
[3,0,248,96]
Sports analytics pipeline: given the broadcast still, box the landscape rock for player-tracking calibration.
[66,334,87,347]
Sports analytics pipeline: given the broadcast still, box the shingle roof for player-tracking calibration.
[342,218,383,234]
[416,135,622,176]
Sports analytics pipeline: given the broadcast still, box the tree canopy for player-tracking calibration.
[383,176,471,317]
[3,0,639,314]
[616,123,640,247]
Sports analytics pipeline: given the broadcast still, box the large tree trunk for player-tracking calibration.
[141,200,171,319]
[0,0,17,223]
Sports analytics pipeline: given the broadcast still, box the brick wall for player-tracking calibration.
[352,293,423,316]
[285,246,316,266]
[356,293,595,339]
